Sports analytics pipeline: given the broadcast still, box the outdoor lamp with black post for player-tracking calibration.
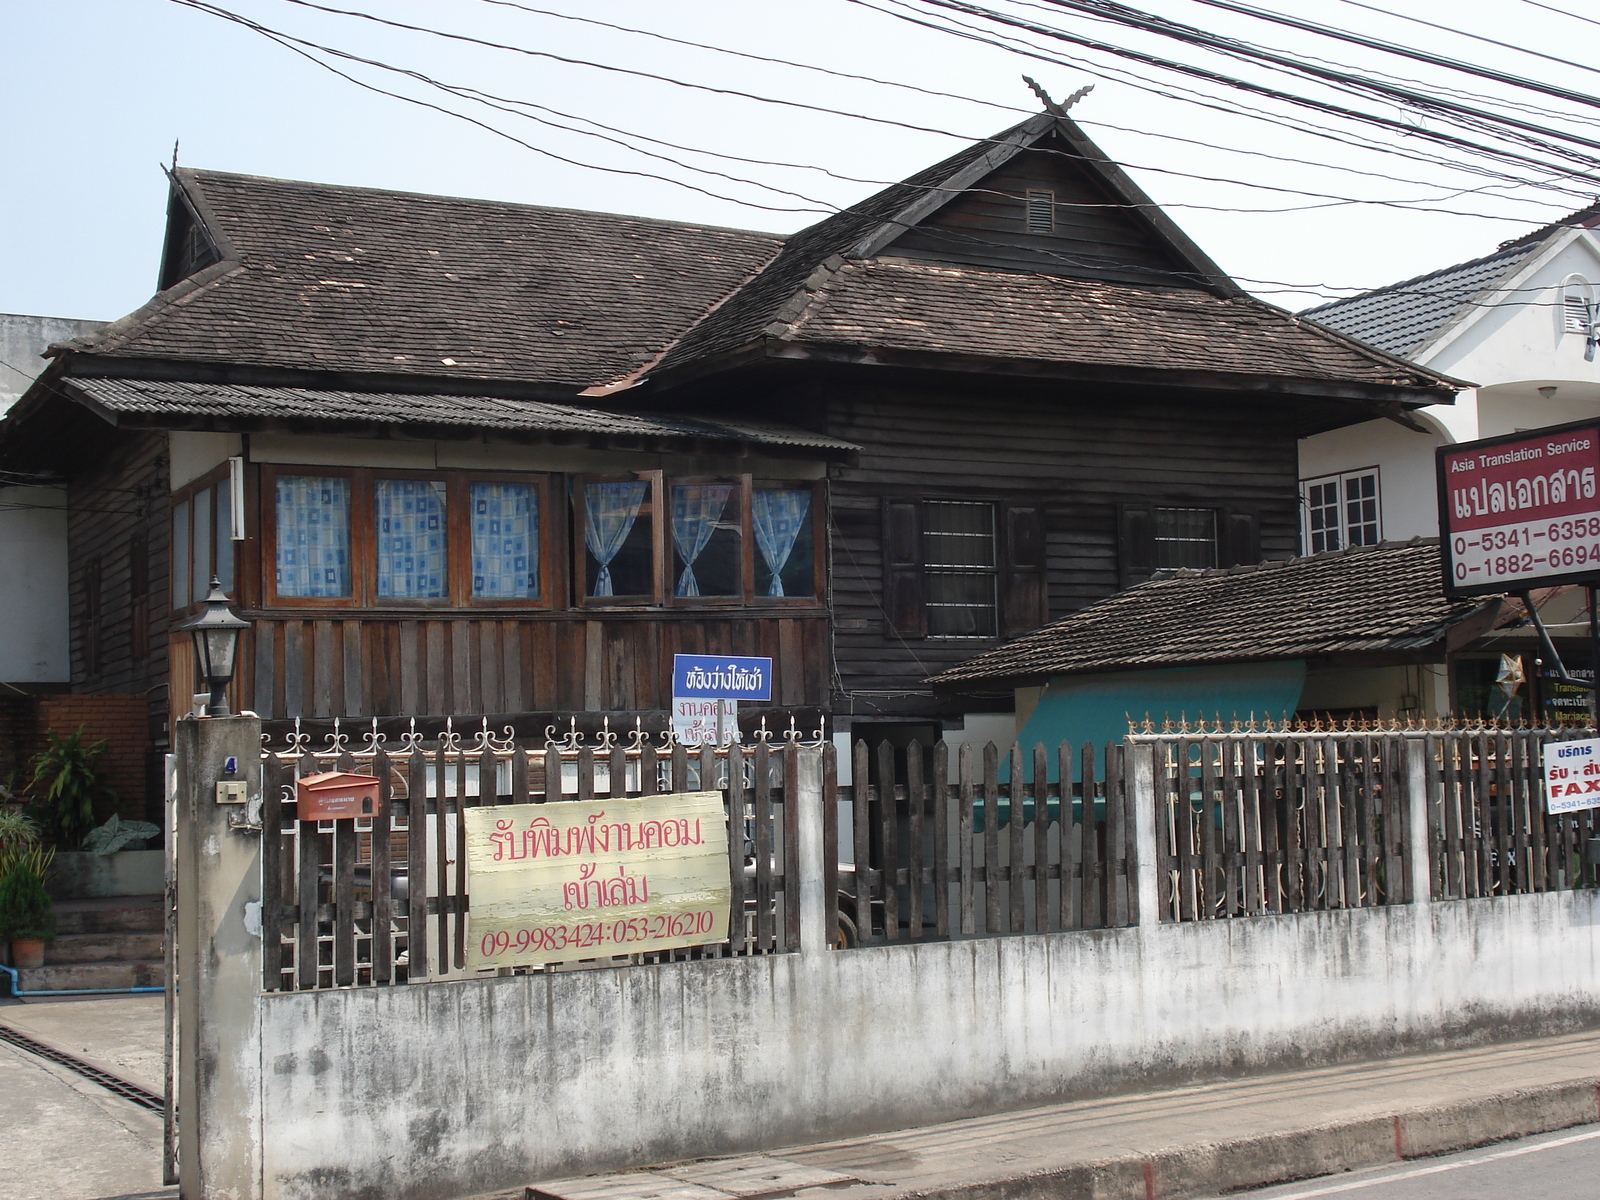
[177,578,252,717]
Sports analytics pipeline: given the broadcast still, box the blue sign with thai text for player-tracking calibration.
[673,654,773,701]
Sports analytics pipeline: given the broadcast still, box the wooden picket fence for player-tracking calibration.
[1427,728,1600,899]
[258,724,808,992]
[838,740,1137,940]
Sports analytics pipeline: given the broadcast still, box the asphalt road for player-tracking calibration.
[1223,1126,1600,1199]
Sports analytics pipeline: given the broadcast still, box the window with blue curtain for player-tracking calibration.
[472,482,538,598]
[276,475,352,598]
[671,483,740,597]
[583,478,652,597]
[376,479,448,599]
[753,487,814,598]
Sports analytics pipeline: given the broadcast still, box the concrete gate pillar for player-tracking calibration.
[173,714,265,1200]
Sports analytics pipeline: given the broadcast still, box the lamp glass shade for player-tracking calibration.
[195,624,240,684]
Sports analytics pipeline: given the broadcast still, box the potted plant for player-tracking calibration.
[29,725,118,848]
[0,845,55,969]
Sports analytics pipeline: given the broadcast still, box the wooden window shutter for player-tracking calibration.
[1116,502,1156,590]
[1223,509,1260,568]
[882,499,926,639]
[1000,504,1048,638]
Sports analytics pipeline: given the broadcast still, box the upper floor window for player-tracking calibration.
[882,498,1047,641]
[923,500,998,638]
[262,466,551,609]
[172,466,238,610]
[575,473,821,606]
[1301,469,1380,554]
[1153,507,1218,570]
[1024,190,1056,233]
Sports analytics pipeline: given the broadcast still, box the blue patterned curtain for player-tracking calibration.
[376,479,448,599]
[753,488,811,597]
[584,480,648,597]
[276,475,352,598]
[671,484,734,597]
[472,482,538,598]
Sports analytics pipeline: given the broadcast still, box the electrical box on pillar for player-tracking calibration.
[295,771,382,820]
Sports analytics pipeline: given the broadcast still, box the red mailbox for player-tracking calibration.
[295,771,382,820]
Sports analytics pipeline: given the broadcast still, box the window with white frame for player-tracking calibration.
[1301,469,1380,553]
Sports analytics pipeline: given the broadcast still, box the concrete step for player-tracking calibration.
[53,895,164,936]
[45,932,165,964]
[17,960,165,992]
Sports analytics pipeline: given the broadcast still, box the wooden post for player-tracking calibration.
[1405,737,1433,906]
[174,714,265,1200]
[1130,742,1160,927]
[794,746,829,956]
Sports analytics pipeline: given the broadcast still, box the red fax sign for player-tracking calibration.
[1438,421,1600,596]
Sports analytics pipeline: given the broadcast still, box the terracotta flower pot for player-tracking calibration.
[10,938,45,970]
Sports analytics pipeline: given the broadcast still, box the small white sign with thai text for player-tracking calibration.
[1543,737,1600,813]
[671,697,738,747]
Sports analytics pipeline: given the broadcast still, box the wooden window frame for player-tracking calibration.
[171,465,235,614]
[665,475,751,609]
[261,464,365,609]
[748,478,827,609]
[461,472,556,610]
[262,464,559,611]
[573,470,667,608]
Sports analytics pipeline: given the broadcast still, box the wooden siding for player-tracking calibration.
[67,432,171,731]
[822,379,1301,703]
[883,141,1195,286]
[240,611,830,720]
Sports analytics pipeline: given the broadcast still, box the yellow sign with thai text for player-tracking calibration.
[463,792,730,969]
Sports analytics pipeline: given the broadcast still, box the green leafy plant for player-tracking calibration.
[83,814,160,855]
[0,809,40,860]
[0,846,55,942]
[28,727,118,849]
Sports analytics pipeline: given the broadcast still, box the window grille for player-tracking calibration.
[923,500,998,637]
[1153,507,1218,570]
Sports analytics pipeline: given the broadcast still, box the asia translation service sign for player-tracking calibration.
[463,792,730,969]
[1438,421,1600,595]
[1543,738,1600,815]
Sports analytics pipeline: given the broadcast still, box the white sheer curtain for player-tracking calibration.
[753,488,810,597]
[584,480,648,596]
[671,484,734,597]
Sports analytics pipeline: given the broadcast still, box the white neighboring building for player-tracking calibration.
[0,313,105,688]
[1298,206,1600,547]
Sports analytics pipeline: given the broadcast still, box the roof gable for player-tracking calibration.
[1301,202,1600,362]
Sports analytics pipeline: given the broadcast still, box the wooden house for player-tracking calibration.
[0,110,1460,761]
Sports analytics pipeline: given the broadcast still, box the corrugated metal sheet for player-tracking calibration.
[65,377,859,454]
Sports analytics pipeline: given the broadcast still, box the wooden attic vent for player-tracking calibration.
[1025,189,1055,234]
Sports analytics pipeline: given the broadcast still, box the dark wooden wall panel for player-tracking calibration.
[822,380,1300,701]
[241,613,829,720]
[67,432,171,735]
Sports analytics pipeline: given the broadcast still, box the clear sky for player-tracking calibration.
[3,0,1596,329]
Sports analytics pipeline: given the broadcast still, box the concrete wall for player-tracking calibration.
[0,312,104,413]
[255,888,1600,1200]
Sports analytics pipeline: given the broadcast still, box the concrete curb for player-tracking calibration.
[899,1078,1600,1200]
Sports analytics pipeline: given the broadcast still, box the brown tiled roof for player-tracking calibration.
[760,259,1448,386]
[63,378,857,456]
[930,540,1496,689]
[60,169,783,390]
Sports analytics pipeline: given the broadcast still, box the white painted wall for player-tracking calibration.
[0,314,104,685]
[255,889,1600,1200]
[1299,232,1600,544]
[0,485,68,684]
